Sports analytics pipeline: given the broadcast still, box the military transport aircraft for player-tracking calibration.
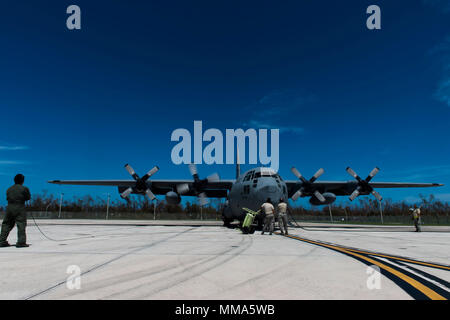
[48,162,443,226]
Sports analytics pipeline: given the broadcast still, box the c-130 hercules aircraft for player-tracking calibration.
[49,161,443,226]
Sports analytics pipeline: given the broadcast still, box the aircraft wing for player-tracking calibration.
[284,180,444,197]
[48,179,235,198]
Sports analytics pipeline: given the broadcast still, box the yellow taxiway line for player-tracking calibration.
[281,233,448,300]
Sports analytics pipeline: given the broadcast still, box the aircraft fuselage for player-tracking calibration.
[224,167,288,221]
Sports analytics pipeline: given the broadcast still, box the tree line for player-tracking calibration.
[0,192,448,218]
[292,194,449,217]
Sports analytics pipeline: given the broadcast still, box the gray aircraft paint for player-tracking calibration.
[226,167,288,220]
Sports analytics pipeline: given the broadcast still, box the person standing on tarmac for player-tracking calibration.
[0,174,31,248]
[277,198,289,235]
[411,204,421,232]
[261,198,275,235]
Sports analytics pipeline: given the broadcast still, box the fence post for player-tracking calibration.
[378,200,384,224]
[58,193,64,219]
[106,194,110,220]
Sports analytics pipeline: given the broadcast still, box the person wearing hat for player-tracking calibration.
[277,198,289,235]
[261,198,275,235]
[410,204,421,232]
[0,174,31,247]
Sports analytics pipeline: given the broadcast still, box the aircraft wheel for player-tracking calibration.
[223,217,233,228]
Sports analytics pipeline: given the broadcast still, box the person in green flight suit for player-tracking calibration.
[0,174,31,248]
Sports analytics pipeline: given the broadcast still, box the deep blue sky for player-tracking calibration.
[0,0,449,207]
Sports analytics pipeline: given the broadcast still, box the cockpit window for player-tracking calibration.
[243,170,255,182]
[254,171,282,180]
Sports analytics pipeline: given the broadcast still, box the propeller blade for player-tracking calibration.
[291,167,302,179]
[369,167,380,177]
[366,167,380,182]
[310,168,325,183]
[371,190,383,201]
[207,173,220,183]
[346,167,358,179]
[124,164,140,180]
[120,187,133,199]
[142,166,159,181]
[346,167,382,201]
[291,189,303,201]
[176,183,190,195]
[291,167,309,184]
[314,191,326,203]
[145,189,156,201]
[349,189,360,201]
[198,192,209,206]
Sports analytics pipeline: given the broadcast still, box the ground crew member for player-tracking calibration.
[277,198,289,235]
[261,198,275,235]
[0,174,31,248]
[411,204,421,232]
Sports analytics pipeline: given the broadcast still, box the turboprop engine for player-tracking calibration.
[309,192,336,205]
[165,191,181,205]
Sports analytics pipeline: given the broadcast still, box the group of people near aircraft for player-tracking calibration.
[259,198,424,235]
[260,198,289,236]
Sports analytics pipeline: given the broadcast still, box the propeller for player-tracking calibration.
[290,167,326,203]
[346,167,382,201]
[176,163,220,206]
[120,164,159,201]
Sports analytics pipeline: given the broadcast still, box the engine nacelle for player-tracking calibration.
[309,192,336,205]
[165,191,181,205]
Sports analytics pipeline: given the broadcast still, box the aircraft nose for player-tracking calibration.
[257,185,284,204]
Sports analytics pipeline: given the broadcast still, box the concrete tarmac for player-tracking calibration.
[0,220,448,300]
